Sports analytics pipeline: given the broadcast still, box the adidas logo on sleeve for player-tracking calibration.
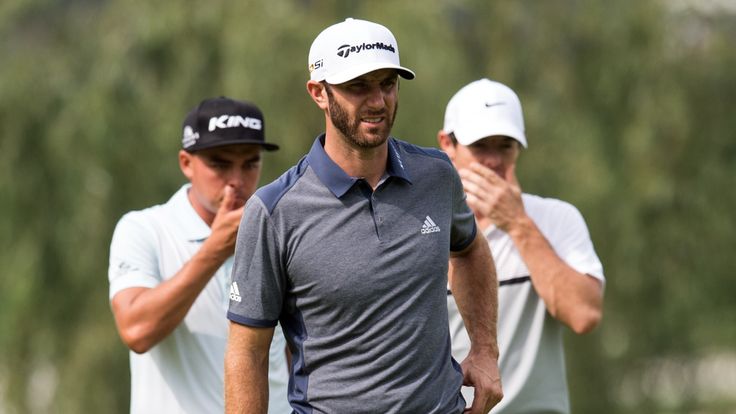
[421,216,441,234]
[229,282,242,302]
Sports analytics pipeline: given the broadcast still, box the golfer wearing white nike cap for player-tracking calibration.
[439,79,605,413]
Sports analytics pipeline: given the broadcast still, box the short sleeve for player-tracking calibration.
[449,164,477,252]
[547,201,605,283]
[108,212,161,300]
[227,196,286,327]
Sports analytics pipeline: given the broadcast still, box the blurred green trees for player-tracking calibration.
[1,0,734,412]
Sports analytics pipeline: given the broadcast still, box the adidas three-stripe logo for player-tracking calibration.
[229,282,242,302]
[421,216,441,234]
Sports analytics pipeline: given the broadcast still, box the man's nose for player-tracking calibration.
[480,151,502,169]
[365,85,386,109]
[227,169,245,188]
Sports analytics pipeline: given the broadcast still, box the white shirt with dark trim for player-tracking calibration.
[447,193,605,414]
[228,135,476,414]
[108,184,290,414]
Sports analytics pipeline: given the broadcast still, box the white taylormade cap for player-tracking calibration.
[443,78,527,148]
[308,18,415,84]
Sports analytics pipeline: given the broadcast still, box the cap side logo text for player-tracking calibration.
[309,59,323,73]
[182,125,200,148]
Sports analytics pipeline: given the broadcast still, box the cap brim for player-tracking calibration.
[185,139,279,152]
[325,63,415,84]
[455,122,527,148]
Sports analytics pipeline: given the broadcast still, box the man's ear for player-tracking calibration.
[179,150,194,180]
[437,130,456,159]
[306,80,329,110]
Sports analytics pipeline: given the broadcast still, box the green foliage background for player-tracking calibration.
[1,1,734,412]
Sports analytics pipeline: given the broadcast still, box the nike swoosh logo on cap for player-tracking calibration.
[485,102,506,108]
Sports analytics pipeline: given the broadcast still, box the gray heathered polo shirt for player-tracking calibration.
[228,135,477,414]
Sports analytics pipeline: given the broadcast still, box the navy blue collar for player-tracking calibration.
[306,134,413,198]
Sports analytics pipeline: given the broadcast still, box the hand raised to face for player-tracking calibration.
[459,162,524,233]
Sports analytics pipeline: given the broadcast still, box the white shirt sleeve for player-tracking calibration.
[108,211,161,299]
[530,197,605,283]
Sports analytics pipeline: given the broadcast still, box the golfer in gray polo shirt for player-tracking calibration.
[225,18,503,414]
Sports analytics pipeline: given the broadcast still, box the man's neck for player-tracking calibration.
[323,131,388,189]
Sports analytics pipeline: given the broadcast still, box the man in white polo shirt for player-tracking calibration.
[439,79,605,413]
[108,97,290,413]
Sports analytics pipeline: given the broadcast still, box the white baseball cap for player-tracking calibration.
[443,78,527,148]
[308,18,415,84]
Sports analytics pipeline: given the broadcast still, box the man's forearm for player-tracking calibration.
[225,322,272,414]
[449,231,499,356]
[507,216,603,334]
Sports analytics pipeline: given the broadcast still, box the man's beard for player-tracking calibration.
[326,85,398,149]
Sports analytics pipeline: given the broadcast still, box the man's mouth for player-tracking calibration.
[360,111,387,125]
[361,116,384,124]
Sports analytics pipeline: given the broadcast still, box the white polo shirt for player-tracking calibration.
[448,193,605,414]
[109,184,290,414]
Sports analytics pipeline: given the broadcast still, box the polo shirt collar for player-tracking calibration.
[169,184,211,242]
[306,134,413,198]
[385,137,413,184]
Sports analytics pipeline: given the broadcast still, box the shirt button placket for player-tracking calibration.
[371,194,384,239]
